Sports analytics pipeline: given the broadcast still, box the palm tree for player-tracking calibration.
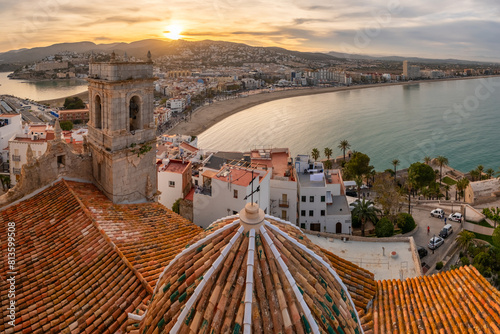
[486,168,495,179]
[423,156,431,165]
[456,230,475,252]
[469,169,479,182]
[324,159,333,169]
[354,175,363,200]
[476,165,484,180]
[392,159,400,182]
[338,139,351,162]
[444,185,450,200]
[324,147,333,162]
[435,156,448,185]
[351,199,380,236]
[456,177,470,201]
[311,148,320,161]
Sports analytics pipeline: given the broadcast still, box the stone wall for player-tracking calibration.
[0,139,92,207]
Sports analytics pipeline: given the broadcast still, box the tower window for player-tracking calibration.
[129,96,141,132]
[94,94,102,129]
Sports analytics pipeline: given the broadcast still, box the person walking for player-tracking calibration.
[444,217,447,224]
[427,226,430,235]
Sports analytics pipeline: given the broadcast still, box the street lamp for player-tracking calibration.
[432,234,435,254]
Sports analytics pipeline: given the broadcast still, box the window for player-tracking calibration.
[321,210,325,216]
[301,210,306,217]
[281,210,287,220]
[301,196,306,202]
[309,210,314,217]
[233,189,238,198]
[194,180,198,186]
[321,195,325,202]
[310,196,314,202]
[300,223,306,229]
[57,155,65,168]
[169,181,175,187]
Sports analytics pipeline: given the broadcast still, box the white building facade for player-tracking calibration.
[295,155,352,234]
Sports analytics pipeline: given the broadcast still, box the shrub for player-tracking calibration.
[172,198,181,214]
[397,213,417,234]
[461,256,470,266]
[352,215,361,229]
[63,96,85,110]
[375,217,394,238]
[59,120,73,131]
[436,262,444,270]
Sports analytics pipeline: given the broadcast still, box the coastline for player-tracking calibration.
[168,75,500,136]
[38,90,88,108]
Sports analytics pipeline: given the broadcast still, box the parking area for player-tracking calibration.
[410,205,462,273]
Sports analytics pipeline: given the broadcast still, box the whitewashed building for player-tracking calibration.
[193,163,271,228]
[157,159,192,210]
[0,114,22,163]
[295,155,352,234]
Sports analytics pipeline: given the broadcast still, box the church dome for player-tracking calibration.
[129,203,363,334]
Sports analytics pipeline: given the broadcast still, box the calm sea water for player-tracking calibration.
[199,78,500,173]
[0,72,87,101]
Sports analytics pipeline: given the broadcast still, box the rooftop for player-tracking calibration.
[158,159,190,174]
[250,148,295,181]
[127,213,363,334]
[307,235,421,281]
[212,167,268,187]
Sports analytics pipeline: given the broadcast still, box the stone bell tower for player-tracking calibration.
[87,52,157,203]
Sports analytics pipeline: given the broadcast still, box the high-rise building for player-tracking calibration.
[403,60,420,79]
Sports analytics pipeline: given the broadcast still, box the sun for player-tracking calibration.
[163,25,183,40]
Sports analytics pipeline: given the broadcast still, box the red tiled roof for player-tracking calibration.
[321,248,376,314]
[0,181,149,333]
[67,181,202,288]
[361,265,500,334]
[128,216,363,334]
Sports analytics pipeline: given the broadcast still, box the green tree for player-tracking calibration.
[456,230,475,251]
[444,184,450,200]
[373,174,403,222]
[477,165,484,180]
[436,156,448,185]
[324,147,333,161]
[493,226,500,248]
[338,139,351,162]
[407,162,435,195]
[485,168,495,179]
[483,207,500,228]
[59,120,73,131]
[351,199,380,236]
[63,96,85,110]
[344,152,373,180]
[0,175,11,191]
[392,159,400,182]
[172,198,182,214]
[456,177,470,201]
[396,213,416,233]
[324,159,333,169]
[469,169,480,182]
[311,148,320,161]
[375,217,394,237]
[423,156,431,165]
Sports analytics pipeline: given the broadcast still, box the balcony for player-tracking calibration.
[195,186,212,196]
[279,199,289,208]
[13,168,21,175]
[12,155,21,162]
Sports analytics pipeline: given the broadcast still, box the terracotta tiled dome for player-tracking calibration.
[128,204,363,334]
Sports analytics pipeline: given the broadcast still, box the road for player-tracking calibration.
[410,205,461,273]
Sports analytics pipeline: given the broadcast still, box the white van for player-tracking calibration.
[439,224,453,238]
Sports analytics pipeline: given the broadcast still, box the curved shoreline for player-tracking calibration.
[168,75,500,136]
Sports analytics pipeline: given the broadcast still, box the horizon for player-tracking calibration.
[1,0,500,61]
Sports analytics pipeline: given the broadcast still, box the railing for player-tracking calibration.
[12,155,21,162]
[279,199,289,208]
[13,168,21,175]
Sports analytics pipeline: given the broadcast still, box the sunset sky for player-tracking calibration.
[1,0,499,61]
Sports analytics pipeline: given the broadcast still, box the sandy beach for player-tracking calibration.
[168,75,500,136]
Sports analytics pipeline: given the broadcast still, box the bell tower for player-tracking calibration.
[87,52,157,203]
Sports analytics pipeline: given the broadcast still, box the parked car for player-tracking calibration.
[430,208,445,218]
[417,246,428,259]
[346,190,357,197]
[428,236,444,250]
[439,224,453,238]
[448,213,463,222]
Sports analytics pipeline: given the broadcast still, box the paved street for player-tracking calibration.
[409,205,462,273]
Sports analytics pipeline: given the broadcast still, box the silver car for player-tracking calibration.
[428,236,444,250]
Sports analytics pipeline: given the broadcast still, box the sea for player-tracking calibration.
[0,72,87,101]
[198,77,500,173]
